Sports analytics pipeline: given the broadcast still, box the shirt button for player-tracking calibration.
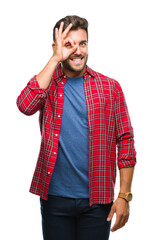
[58,115,60,118]
[61,82,64,85]
[48,172,51,175]
[55,134,58,137]
[63,75,66,78]
[53,152,56,155]
[60,94,62,97]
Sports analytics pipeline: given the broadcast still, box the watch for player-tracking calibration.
[118,192,133,202]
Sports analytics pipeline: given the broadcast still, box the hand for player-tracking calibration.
[52,22,77,63]
[107,198,130,232]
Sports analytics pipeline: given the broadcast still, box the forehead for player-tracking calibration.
[66,29,87,43]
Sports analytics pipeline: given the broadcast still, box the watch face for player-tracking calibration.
[127,193,132,201]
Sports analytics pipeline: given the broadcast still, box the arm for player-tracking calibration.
[16,75,48,116]
[115,82,136,169]
[37,22,77,89]
[16,22,77,115]
[120,167,134,193]
[107,82,136,232]
[16,56,59,116]
[107,167,135,232]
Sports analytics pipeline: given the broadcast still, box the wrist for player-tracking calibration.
[37,56,59,89]
[120,188,131,193]
[118,192,133,202]
[51,55,61,65]
[117,197,129,204]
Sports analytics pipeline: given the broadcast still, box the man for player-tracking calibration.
[17,15,136,240]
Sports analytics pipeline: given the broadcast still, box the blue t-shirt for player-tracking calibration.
[48,76,89,198]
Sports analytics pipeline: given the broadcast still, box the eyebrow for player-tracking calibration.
[80,40,88,43]
[78,40,88,45]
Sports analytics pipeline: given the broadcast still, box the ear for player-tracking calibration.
[52,42,55,51]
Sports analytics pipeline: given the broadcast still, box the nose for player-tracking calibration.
[74,45,81,55]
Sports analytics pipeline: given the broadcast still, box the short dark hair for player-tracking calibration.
[53,15,88,42]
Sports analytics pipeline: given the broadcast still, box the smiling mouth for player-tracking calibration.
[70,57,84,63]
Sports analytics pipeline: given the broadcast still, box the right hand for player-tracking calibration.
[52,21,77,63]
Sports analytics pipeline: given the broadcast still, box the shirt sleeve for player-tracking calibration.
[114,81,137,169]
[16,75,48,116]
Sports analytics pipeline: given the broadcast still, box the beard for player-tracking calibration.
[62,54,88,73]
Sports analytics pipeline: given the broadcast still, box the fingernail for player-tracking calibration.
[107,218,110,221]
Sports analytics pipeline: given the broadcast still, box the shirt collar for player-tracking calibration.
[85,65,96,78]
[53,63,96,81]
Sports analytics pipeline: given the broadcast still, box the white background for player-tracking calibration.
[0,0,153,239]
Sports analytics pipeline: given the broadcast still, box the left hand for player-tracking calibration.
[107,198,130,232]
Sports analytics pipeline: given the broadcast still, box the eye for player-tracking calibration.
[80,42,87,46]
[65,42,72,48]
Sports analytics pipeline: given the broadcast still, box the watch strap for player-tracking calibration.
[118,192,133,202]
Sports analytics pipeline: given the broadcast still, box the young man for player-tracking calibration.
[17,15,136,240]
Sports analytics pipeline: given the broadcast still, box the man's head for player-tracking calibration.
[53,15,88,42]
[53,15,89,78]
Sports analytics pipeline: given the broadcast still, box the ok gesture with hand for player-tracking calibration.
[52,22,77,63]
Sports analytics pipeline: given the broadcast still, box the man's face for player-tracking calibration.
[62,29,88,77]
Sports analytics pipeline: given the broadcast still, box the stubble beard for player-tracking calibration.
[62,54,88,73]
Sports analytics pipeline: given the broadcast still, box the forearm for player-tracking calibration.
[108,167,134,232]
[37,56,59,89]
[17,56,60,115]
[119,167,134,192]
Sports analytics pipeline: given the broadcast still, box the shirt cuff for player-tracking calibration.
[118,158,136,169]
[27,75,48,94]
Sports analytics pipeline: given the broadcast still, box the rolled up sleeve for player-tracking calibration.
[114,82,137,169]
[16,75,48,116]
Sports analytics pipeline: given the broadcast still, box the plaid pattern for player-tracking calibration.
[16,64,136,206]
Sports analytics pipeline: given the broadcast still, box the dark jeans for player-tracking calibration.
[40,195,113,240]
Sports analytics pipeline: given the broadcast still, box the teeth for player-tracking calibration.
[72,58,82,62]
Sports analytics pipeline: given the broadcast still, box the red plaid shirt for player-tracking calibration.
[17,64,136,206]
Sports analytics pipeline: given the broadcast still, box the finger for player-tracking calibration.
[125,215,129,223]
[120,216,127,227]
[111,209,129,232]
[62,23,73,39]
[123,212,129,224]
[122,207,129,224]
[111,212,129,232]
[111,215,123,232]
[55,28,59,42]
[63,37,75,47]
[63,39,77,54]
[107,205,115,222]
[58,21,64,38]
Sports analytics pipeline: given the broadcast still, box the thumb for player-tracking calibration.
[70,44,77,53]
[107,205,116,222]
